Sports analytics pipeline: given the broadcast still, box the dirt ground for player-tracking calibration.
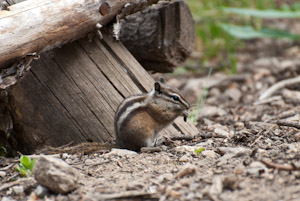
[1,38,300,200]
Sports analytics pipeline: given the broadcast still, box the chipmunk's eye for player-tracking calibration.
[172,95,179,101]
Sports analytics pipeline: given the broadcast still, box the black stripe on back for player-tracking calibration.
[115,95,146,124]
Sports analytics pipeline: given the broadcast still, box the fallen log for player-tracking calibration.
[120,0,194,72]
[0,0,161,69]
[3,33,198,155]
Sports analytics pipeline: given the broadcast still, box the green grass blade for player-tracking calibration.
[223,7,300,18]
[219,23,300,40]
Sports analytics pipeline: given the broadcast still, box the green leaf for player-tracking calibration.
[29,159,36,171]
[0,146,7,156]
[20,155,31,169]
[194,147,205,155]
[223,7,300,18]
[219,23,300,40]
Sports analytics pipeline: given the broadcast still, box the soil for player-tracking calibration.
[1,38,300,200]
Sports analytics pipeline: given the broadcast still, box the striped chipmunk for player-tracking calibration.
[114,78,190,151]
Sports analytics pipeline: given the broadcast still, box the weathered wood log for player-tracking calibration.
[3,33,198,154]
[0,0,162,69]
[120,0,194,73]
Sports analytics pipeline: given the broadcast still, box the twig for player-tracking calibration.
[254,95,282,105]
[259,76,300,100]
[260,159,300,171]
[266,109,300,122]
[276,120,300,129]
[0,178,34,191]
[95,191,158,200]
[0,164,14,171]
[250,132,263,147]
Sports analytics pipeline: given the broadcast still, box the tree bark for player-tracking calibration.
[0,0,161,69]
[120,0,194,72]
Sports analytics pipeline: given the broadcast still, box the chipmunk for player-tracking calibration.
[114,78,190,151]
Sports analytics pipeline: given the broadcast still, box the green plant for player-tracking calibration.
[186,0,300,73]
[15,155,36,177]
[194,147,205,155]
[221,7,300,40]
[0,146,7,156]
[189,67,212,123]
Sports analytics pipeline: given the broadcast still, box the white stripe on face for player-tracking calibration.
[166,92,189,109]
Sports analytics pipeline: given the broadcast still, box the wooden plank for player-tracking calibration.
[0,0,162,68]
[6,33,197,154]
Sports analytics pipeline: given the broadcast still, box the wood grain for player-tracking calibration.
[0,0,162,68]
[7,33,197,153]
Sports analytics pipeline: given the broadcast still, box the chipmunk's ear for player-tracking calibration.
[154,82,162,94]
[159,77,165,84]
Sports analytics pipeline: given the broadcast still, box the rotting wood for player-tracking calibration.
[0,0,164,69]
[120,0,194,72]
[6,33,198,154]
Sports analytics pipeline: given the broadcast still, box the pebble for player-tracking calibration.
[1,197,12,201]
[107,148,138,157]
[222,174,239,190]
[12,186,24,195]
[217,147,251,157]
[179,155,191,162]
[247,161,267,177]
[214,127,233,138]
[0,171,6,177]
[35,185,49,198]
[294,132,300,141]
[176,164,197,178]
[202,150,218,159]
[209,176,223,195]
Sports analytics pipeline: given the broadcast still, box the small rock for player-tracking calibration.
[217,147,251,157]
[0,171,6,177]
[84,159,97,165]
[214,128,233,138]
[166,186,181,198]
[175,145,195,153]
[34,155,78,194]
[247,161,267,177]
[202,150,218,159]
[225,87,242,102]
[1,197,12,201]
[61,153,70,159]
[217,154,234,166]
[126,181,144,190]
[108,148,138,156]
[209,176,223,195]
[157,173,174,183]
[12,185,24,195]
[196,139,214,147]
[222,174,239,190]
[179,155,191,162]
[176,164,197,178]
[294,132,300,141]
[234,122,245,127]
[35,185,49,198]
